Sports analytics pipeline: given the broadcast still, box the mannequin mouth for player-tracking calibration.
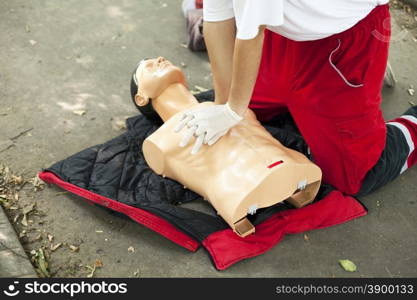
[154,61,173,75]
[134,58,179,82]
[158,61,172,69]
[137,58,172,70]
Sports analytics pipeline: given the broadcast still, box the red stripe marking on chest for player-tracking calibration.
[268,160,284,168]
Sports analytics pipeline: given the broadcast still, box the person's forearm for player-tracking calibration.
[228,26,265,116]
[203,19,236,104]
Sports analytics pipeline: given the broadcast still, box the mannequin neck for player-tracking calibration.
[152,83,198,122]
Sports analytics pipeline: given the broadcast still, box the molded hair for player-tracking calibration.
[130,59,162,124]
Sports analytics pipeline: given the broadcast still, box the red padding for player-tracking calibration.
[38,171,200,252]
[203,190,367,270]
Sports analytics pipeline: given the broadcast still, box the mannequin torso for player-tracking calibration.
[133,58,322,237]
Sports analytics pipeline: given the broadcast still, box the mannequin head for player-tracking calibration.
[131,57,186,106]
[130,57,187,122]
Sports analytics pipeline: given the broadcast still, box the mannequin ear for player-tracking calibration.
[134,91,150,107]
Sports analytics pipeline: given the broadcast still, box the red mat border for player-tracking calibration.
[39,171,200,252]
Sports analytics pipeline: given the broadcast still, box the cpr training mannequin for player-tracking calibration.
[131,57,322,237]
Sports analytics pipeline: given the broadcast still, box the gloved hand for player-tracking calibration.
[174,103,243,154]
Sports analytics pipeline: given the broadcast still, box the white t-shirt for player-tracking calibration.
[203,0,389,41]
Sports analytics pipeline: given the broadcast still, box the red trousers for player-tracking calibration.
[250,5,391,195]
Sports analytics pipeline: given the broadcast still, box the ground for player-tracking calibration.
[0,0,416,278]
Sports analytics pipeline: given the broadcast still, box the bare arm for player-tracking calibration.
[228,26,266,116]
[203,19,236,104]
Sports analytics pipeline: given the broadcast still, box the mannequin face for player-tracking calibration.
[134,57,187,106]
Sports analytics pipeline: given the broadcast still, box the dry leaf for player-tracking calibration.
[339,259,357,272]
[50,243,62,251]
[31,175,45,191]
[95,259,103,268]
[111,120,127,131]
[22,203,35,215]
[37,249,50,277]
[11,175,23,185]
[69,245,79,252]
[21,214,28,226]
[303,234,309,241]
[72,110,86,116]
[13,214,20,223]
[128,246,135,253]
[31,248,50,277]
[21,203,36,226]
[408,88,415,96]
[86,265,96,278]
[47,234,54,242]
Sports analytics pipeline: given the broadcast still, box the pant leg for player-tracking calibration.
[357,105,417,196]
[286,5,391,195]
[249,29,290,122]
[391,106,417,170]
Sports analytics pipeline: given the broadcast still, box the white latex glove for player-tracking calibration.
[174,103,243,154]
